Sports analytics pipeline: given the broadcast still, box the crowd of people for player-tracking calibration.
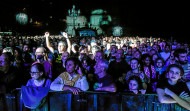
[0,32,190,110]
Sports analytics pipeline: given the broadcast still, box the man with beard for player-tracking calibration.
[174,49,190,81]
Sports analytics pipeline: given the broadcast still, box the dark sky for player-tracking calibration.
[0,0,188,41]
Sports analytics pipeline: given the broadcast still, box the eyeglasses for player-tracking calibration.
[29,72,41,75]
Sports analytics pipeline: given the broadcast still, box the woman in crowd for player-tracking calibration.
[126,75,146,94]
[13,47,24,70]
[141,54,156,93]
[154,57,167,80]
[125,58,148,90]
[152,54,159,64]
[26,63,51,87]
[156,64,190,110]
[45,32,72,71]
[133,50,142,61]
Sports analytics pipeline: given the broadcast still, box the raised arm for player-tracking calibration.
[45,32,54,53]
[61,32,71,54]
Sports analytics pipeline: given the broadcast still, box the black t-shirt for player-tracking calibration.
[52,52,64,80]
[54,53,62,64]
[96,74,114,87]
[107,60,130,80]
[0,66,22,93]
[157,78,190,96]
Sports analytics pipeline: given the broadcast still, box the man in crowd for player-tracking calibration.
[32,47,52,79]
[107,49,130,92]
[0,53,22,93]
[174,49,190,82]
[94,59,116,92]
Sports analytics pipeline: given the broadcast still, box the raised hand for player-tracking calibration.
[45,32,50,37]
[61,32,68,39]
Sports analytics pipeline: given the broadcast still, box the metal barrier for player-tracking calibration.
[0,90,189,111]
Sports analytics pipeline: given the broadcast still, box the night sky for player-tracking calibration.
[0,0,188,41]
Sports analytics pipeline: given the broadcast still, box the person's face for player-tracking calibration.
[179,53,188,64]
[152,55,158,62]
[111,46,117,54]
[122,47,127,52]
[144,57,150,66]
[152,45,158,51]
[80,49,86,59]
[133,51,141,59]
[139,46,143,51]
[91,42,97,47]
[146,42,150,46]
[33,47,36,54]
[132,48,137,54]
[184,44,188,49]
[19,43,23,49]
[157,40,160,44]
[30,66,42,80]
[23,45,29,52]
[14,50,19,57]
[0,55,9,72]
[91,47,97,55]
[115,49,123,59]
[82,60,88,68]
[165,46,170,52]
[174,41,177,45]
[35,48,45,59]
[176,43,181,49]
[137,42,140,46]
[127,49,132,55]
[168,67,181,82]
[129,80,139,91]
[94,61,102,74]
[95,52,103,62]
[66,60,76,74]
[81,39,86,44]
[103,41,107,46]
[58,43,65,53]
[150,50,156,56]
[156,60,163,68]
[61,52,69,61]
[130,59,139,70]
